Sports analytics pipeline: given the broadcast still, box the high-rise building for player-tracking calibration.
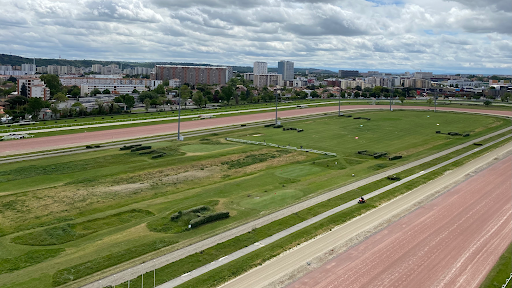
[277,60,294,81]
[92,64,103,73]
[155,65,231,86]
[253,74,283,88]
[338,70,360,79]
[253,62,268,75]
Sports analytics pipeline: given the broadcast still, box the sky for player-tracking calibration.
[0,0,511,74]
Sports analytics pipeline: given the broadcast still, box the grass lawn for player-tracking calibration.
[0,110,509,288]
[480,241,512,288]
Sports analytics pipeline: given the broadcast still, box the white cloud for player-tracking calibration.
[0,0,510,74]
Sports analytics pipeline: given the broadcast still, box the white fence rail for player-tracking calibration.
[502,273,512,288]
[225,137,337,156]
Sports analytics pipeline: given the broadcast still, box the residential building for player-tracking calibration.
[80,84,149,96]
[253,62,268,75]
[338,70,359,79]
[253,74,283,88]
[243,73,254,81]
[92,64,103,73]
[414,72,433,79]
[47,65,59,75]
[155,65,231,86]
[16,77,50,100]
[277,60,294,81]
[21,64,36,74]
[59,77,161,89]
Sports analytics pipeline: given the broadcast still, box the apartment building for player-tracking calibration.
[16,77,50,100]
[60,77,161,88]
[277,60,294,81]
[338,70,359,79]
[253,62,268,75]
[253,74,283,88]
[80,84,148,96]
[155,65,231,86]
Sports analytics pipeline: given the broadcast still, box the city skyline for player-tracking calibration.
[0,0,511,74]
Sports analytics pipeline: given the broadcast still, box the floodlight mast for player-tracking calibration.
[177,89,182,141]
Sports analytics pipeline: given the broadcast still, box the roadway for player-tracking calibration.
[1,105,511,156]
[219,143,512,288]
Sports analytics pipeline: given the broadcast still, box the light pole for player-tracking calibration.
[275,91,278,125]
[177,90,182,141]
[338,88,342,116]
[390,90,393,111]
[435,88,438,113]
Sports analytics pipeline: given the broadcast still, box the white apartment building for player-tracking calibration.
[47,65,59,75]
[16,77,50,100]
[92,64,103,73]
[0,65,36,76]
[21,64,36,74]
[253,74,282,88]
[80,84,149,96]
[60,77,161,88]
[253,62,268,75]
[243,73,254,81]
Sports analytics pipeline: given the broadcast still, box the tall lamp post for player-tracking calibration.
[338,88,342,116]
[177,90,182,141]
[390,89,393,111]
[435,88,438,113]
[275,91,279,125]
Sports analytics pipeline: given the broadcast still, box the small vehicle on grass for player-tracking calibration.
[358,197,366,204]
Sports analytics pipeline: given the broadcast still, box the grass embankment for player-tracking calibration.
[0,111,509,288]
[480,242,512,288]
[113,132,512,288]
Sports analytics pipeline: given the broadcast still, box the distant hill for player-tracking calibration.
[0,53,336,74]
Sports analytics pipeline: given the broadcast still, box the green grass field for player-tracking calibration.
[0,110,510,288]
[480,242,512,288]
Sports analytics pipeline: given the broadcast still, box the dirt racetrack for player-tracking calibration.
[288,155,512,288]
[1,105,510,156]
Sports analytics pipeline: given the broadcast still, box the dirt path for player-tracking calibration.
[288,155,512,288]
[1,105,510,156]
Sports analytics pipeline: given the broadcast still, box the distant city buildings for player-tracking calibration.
[253,74,283,88]
[253,62,268,75]
[155,65,232,85]
[338,70,359,79]
[16,76,50,100]
[278,60,294,81]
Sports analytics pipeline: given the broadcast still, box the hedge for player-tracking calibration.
[387,175,400,180]
[357,150,368,155]
[297,129,304,132]
[264,124,275,127]
[474,143,483,146]
[151,153,165,159]
[463,133,470,137]
[170,211,182,221]
[273,125,283,128]
[388,155,403,161]
[139,150,156,155]
[435,131,441,134]
[183,205,210,214]
[353,117,362,119]
[120,144,141,151]
[131,146,152,152]
[447,132,461,136]
[373,152,388,159]
[189,212,230,228]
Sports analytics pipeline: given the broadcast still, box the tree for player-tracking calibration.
[53,92,68,102]
[144,98,150,111]
[220,85,234,103]
[71,87,80,97]
[355,85,362,91]
[163,79,169,86]
[132,89,140,94]
[20,83,29,97]
[354,91,361,98]
[502,92,511,102]
[399,96,406,104]
[95,99,105,114]
[90,88,102,96]
[26,97,46,118]
[138,91,158,103]
[7,76,17,83]
[6,96,28,110]
[426,98,433,106]
[373,86,383,95]
[50,104,60,118]
[40,74,62,96]
[102,89,111,94]
[310,91,320,98]
[192,91,205,108]
[179,85,192,106]
[154,84,166,95]
[483,100,492,106]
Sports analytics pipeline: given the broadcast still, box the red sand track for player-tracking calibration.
[288,155,512,288]
[0,105,510,155]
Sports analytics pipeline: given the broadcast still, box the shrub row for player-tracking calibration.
[120,144,141,151]
[474,143,483,146]
[264,124,275,127]
[139,150,155,155]
[388,155,403,161]
[131,146,152,152]
[85,145,100,149]
[357,150,388,159]
[189,211,230,228]
[151,153,165,159]
[353,117,370,120]
[373,152,388,159]
[273,125,283,128]
[183,205,210,214]
[297,129,304,133]
[170,211,182,221]
[387,175,401,181]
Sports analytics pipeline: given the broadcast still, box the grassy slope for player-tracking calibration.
[0,110,509,288]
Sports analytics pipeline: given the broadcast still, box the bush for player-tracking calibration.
[273,125,283,128]
[387,175,400,180]
[373,152,388,159]
[388,155,403,161]
[120,144,141,151]
[170,211,183,221]
[357,150,368,155]
[447,132,461,136]
[345,115,352,117]
[189,211,230,228]
[183,205,210,214]
[435,131,441,134]
[474,143,483,146]
[353,117,361,119]
[264,124,275,127]
[463,133,470,137]
[139,150,155,155]
[85,146,93,149]
[131,146,152,152]
[151,153,165,159]
[297,129,304,132]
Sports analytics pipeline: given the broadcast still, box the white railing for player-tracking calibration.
[502,273,512,288]
[225,137,337,156]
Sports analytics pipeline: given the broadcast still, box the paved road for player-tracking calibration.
[219,144,512,288]
[288,155,512,288]
[1,105,510,156]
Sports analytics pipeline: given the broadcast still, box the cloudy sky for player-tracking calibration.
[1,0,511,74]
